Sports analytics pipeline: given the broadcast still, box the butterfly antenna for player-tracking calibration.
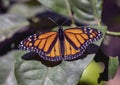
[48,17,59,26]
[61,18,70,26]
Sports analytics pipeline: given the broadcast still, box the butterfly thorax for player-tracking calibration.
[58,26,64,39]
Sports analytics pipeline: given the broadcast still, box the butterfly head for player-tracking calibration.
[48,17,70,29]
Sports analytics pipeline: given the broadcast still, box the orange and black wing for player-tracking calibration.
[19,31,62,61]
[45,37,62,61]
[63,27,102,60]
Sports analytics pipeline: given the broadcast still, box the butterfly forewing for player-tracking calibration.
[43,33,57,52]
[19,32,58,54]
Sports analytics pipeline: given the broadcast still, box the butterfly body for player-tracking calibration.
[19,27,102,61]
[58,26,65,58]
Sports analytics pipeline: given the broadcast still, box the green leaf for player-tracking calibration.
[8,3,47,18]
[14,26,106,85]
[15,51,96,85]
[38,0,102,25]
[108,57,119,79]
[0,14,29,41]
[37,0,69,16]
[0,51,17,85]
[79,60,105,85]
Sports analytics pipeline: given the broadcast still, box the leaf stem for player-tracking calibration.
[65,0,75,26]
[106,31,120,36]
[95,18,101,26]
[91,0,101,26]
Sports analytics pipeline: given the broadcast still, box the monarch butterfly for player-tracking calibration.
[19,25,102,61]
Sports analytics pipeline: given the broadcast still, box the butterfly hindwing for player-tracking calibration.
[64,38,81,60]
[42,38,62,61]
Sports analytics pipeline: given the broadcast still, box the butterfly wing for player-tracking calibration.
[19,27,102,61]
[19,31,62,61]
[63,27,102,60]
[63,38,81,60]
[44,38,63,61]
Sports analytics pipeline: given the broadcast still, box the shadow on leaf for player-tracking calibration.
[94,49,109,83]
[21,44,100,67]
